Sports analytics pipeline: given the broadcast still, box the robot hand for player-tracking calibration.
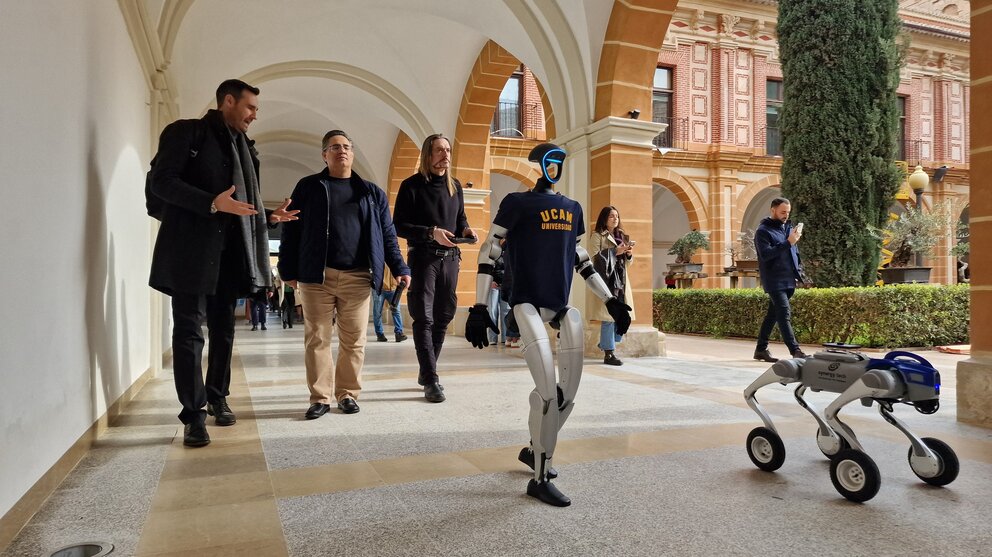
[606,297,632,335]
[465,304,498,349]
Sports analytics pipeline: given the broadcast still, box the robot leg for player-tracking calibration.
[555,306,584,428]
[824,369,904,452]
[515,304,571,506]
[514,304,559,480]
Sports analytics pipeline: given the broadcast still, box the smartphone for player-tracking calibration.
[628,240,637,247]
[451,236,478,244]
[795,222,804,235]
[391,281,407,306]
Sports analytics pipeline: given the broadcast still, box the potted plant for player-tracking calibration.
[667,230,710,273]
[730,229,758,272]
[876,201,952,284]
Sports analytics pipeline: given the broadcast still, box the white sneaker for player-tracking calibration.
[506,338,521,349]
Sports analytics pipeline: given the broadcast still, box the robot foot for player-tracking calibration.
[527,479,571,507]
[518,447,558,479]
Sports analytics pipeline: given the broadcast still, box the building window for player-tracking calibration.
[897,96,908,162]
[766,80,783,156]
[652,67,676,148]
[491,70,523,137]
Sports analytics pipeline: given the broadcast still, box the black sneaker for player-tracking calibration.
[395,332,408,342]
[183,422,210,447]
[376,333,388,342]
[792,349,809,359]
[604,352,623,366]
[207,399,237,426]
[526,479,571,507]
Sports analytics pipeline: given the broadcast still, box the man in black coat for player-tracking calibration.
[149,79,298,447]
[753,197,808,362]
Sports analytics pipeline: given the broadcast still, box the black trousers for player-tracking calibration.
[407,249,459,383]
[282,292,296,324]
[170,238,247,425]
[756,288,800,355]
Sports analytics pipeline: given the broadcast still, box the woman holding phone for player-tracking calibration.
[589,206,635,365]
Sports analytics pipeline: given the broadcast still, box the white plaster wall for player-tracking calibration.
[652,186,691,289]
[0,1,152,518]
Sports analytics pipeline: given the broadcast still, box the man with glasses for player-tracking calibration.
[278,130,410,419]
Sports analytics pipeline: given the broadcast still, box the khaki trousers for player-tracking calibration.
[299,268,372,403]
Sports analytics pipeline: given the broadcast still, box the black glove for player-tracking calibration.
[465,304,498,349]
[605,297,632,336]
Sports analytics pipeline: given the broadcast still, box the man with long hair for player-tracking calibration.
[392,134,475,403]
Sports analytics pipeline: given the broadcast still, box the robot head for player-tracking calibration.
[528,143,567,184]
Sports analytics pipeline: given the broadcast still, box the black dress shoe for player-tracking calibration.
[518,447,558,479]
[753,350,778,363]
[337,397,360,414]
[305,403,331,420]
[395,332,408,342]
[376,333,389,342]
[526,479,571,507]
[261,324,267,330]
[424,382,446,403]
[792,349,809,359]
[251,325,257,331]
[183,422,210,447]
[206,399,237,426]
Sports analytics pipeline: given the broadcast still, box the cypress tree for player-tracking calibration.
[777,0,904,286]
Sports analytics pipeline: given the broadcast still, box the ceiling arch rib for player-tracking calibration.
[233,61,433,144]
[157,0,193,66]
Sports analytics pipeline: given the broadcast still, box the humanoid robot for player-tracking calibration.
[465,143,632,507]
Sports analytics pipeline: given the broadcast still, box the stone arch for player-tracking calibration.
[451,40,556,192]
[251,130,378,183]
[594,1,678,120]
[235,60,433,142]
[652,167,707,232]
[490,158,542,186]
[735,175,781,225]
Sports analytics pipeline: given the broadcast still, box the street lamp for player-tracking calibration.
[907,165,930,267]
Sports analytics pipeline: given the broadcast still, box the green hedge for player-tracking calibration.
[653,284,969,348]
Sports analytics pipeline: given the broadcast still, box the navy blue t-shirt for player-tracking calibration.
[494,191,584,311]
[325,177,370,270]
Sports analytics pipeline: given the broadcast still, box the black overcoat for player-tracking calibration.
[149,110,259,296]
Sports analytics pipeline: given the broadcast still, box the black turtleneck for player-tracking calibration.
[392,172,469,247]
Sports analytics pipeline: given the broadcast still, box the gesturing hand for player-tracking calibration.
[465,304,498,349]
[605,297,632,335]
[214,186,258,216]
[269,198,301,223]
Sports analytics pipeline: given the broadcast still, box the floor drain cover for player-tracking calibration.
[49,542,114,557]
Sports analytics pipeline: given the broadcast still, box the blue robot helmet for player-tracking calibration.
[528,143,567,184]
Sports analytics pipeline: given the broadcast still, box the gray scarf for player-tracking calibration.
[230,131,272,292]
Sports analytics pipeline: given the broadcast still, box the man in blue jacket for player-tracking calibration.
[278,130,410,419]
[753,197,808,362]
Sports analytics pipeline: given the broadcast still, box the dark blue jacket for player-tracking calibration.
[755,217,803,293]
[278,169,408,293]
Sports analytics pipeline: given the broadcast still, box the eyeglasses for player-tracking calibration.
[323,144,352,152]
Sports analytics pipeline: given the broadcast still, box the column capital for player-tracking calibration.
[556,116,665,154]
[462,188,491,206]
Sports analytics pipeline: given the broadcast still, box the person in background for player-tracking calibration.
[372,267,408,342]
[753,197,808,362]
[249,288,268,331]
[589,206,635,366]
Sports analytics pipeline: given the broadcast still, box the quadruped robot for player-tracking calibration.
[743,343,959,502]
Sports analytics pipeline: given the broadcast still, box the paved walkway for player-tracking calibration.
[4,326,989,556]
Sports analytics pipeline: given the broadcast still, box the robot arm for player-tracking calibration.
[466,224,505,348]
[575,243,612,302]
[575,241,632,334]
[475,224,506,305]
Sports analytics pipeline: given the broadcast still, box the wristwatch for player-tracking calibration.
[209,201,218,214]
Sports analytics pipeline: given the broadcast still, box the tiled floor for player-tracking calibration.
[4,325,992,556]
